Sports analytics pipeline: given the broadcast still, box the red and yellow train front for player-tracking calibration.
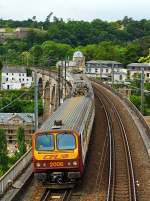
[32,129,82,183]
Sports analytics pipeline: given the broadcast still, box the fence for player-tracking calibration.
[0,149,32,195]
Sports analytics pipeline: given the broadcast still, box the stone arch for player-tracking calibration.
[38,77,43,97]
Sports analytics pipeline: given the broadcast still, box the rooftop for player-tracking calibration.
[2,66,26,73]
[86,60,122,65]
[0,113,35,124]
[73,51,84,58]
[127,63,150,68]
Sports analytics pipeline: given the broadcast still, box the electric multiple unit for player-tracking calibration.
[32,78,95,188]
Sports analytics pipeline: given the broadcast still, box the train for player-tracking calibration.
[32,76,95,188]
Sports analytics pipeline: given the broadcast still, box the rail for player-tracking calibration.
[0,148,32,195]
[91,79,150,139]
[95,92,112,201]
[93,83,137,201]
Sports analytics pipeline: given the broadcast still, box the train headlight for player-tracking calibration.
[73,161,78,166]
[67,162,71,166]
[36,162,41,167]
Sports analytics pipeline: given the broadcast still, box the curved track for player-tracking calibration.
[93,82,137,201]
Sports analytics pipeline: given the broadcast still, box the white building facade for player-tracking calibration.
[1,66,32,90]
[85,60,127,82]
[127,63,150,82]
[56,51,85,73]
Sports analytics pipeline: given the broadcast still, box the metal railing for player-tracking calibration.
[0,148,32,195]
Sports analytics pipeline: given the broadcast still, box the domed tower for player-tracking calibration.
[73,51,85,72]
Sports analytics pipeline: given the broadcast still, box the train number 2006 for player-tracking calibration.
[49,162,64,167]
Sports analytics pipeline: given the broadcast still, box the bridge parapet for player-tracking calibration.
[0,149,32,196]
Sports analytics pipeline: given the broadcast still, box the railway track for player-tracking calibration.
[40,189,71,201]
[19,80,139,201]
[93,82,137,201]
[40,189,82,201]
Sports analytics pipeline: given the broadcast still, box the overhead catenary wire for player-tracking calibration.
[0,86,34,112]
[0,82,56,113]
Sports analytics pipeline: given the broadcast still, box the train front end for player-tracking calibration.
[32,129,82,187]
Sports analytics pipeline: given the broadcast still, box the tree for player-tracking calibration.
[130,95,141,110]
[138,52,150,63]
[16,127,26,156]
[32,16,36,21]
[0,60,3,71]
[45,12,53,22]
[30,45,43,65]
[0,128,8,173]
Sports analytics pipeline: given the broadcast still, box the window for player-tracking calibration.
[8,130,13,134]
[19,74,21,76]
[36,134,54,151]
[12,78,14,80]
[6,78,8,81]
[57,133,76,150]
[22,74,24,76]
[9,136,13,143]
[120,75,123,80]
[147,73,149,77]
[106,69,108,73]
[22,78,24,81]
[95,68,98,73]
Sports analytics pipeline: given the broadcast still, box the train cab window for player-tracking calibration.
[57,134,76,150]
[36,134,54,151]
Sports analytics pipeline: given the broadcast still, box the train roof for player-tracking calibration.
[40,96,92,132]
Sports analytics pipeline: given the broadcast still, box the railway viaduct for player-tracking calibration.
[0,76,150,201]
[32,68,70,121]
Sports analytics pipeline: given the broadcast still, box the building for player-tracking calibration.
[15,27,31,38]
[0,27,46,42]
[85,60,127,82]
[1,66,32,89]
[0,113,35,143]
[72,51,85,71]
[127,63,150,82]
[57,51,85,72]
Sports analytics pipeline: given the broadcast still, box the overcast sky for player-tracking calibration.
[0,0,150,22]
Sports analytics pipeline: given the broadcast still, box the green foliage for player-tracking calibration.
[16,127,26,156]
[0,17,150,66]
[0,60,3,71]
[145,83,150,91]
[0,89,43,114]
[130,95,141,110]
[0,128,8,172]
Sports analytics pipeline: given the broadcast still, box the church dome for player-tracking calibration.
[73,51,83,58]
